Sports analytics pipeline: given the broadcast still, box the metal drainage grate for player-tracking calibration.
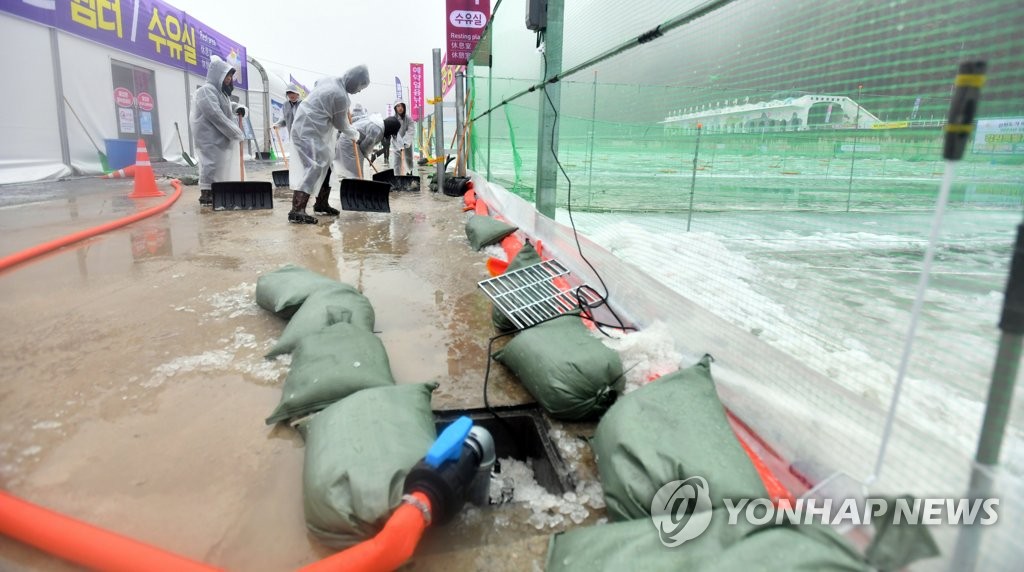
[478,259,600,329]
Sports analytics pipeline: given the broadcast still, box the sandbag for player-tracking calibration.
[265,322,395,425]
[256,265,355,318]
[465,215,518,251]
[266,286,375,357]
[546,513,868,572]
[492,241,543,331]
[494,315,623,420]
[593,356,767,521]
[303,383,437,548]
[546,509,751,572]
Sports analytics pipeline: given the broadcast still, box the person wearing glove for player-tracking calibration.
[335,105,386,180]
[389,101,414,175]
[190,56,245,205]
[289,64,370,223]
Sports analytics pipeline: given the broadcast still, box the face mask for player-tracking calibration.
[222,82,234,97]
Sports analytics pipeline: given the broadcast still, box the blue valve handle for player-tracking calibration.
[425,416,473,468]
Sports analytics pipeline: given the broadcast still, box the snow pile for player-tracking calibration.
[598,321,684,393]
[203,282,259,321]
[481,244,508,262]
[144,327,290,387]
[490,458,604,530]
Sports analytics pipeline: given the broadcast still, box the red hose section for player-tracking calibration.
[298,492,432,572]
[0,180,183,273]
[0,491,222,572]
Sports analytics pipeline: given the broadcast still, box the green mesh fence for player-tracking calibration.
[469,0,1024,569]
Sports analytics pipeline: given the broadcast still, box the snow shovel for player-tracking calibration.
[393,147,421,192]
[340,140,390,212]
[272,126,290,188]
[63,95,109,172]
[211,117,274,210]
[174,121,196,166]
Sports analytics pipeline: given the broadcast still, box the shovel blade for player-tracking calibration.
[211,181,274,210]
[272,170,289,188]
[340,179,391,213]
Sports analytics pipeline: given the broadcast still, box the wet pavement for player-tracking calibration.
[0,162,600,571]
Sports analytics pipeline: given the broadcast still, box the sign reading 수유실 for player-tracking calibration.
[446,0,489,66]
[1,0,248,89]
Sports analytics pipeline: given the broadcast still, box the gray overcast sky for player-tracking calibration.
[169,0,463,115]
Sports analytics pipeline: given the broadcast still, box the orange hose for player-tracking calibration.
[299,492,431,572]
[0,491,221,572]
[0,180,182,273]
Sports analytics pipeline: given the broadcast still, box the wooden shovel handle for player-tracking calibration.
[273,126,289,169]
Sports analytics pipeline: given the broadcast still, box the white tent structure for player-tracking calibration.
[0,1,292,186]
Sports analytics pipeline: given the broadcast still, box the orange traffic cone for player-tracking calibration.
[128,139,163,198]
[100,165,136,179]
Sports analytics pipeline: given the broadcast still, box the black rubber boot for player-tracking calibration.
[199,188,212,205]
[288,191,318,224]
[313,186,340,215]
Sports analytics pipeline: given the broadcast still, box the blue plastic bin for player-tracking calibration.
[104,138,138,171]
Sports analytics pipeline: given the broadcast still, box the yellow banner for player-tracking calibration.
[871,121,909,130]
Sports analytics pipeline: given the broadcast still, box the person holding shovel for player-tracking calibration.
[274,86,302,131]
[335,105,386,180]
[389,101,414,175]
[190,56,246,205]
[288,64,370,223]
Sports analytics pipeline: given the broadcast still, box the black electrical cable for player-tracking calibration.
[540,50,633,337]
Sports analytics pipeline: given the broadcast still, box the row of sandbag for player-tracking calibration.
[461,203,896,570]
[255,265,439,549]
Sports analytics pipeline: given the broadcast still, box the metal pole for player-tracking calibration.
[247,56,272,154]
[687,124,702,231]
[535,0,565,219]
[49,28,71,170]
[183,70,194,155]
[456,71,465,177]
[587,70,597,209]
[486,58,493,181]
[432,48,445,192]
[846,84,862,212]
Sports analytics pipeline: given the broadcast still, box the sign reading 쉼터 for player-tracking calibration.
[1,0,248,89]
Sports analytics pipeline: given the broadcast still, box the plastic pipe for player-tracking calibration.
[0,180,182,273]
[0,491,221,572]
[298,492,432,572]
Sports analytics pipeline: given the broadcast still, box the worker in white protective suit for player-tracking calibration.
[274,85,302,191]
[190,56,246,205]
[334,104,387,180]
[288,65,370,224]
[389,101,415,175]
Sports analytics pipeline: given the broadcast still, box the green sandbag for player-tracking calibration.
[266,286,375,357]
[256,264,355,318]
[546,509,752,572]
[265,323,395,425]
[492,241,543,331]
[593,356,767,521]
[494,315,623,420]
[303,383,437,548]
[465,214,518,251]
[699,524,869,571]
[546,514,868,572]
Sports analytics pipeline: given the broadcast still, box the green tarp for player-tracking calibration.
[302,383,437,548]
[494,315,623,420]
[266,322,395,425]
